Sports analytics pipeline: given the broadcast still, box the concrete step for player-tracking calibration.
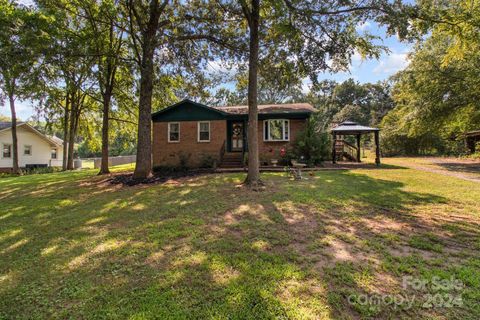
[219,165,244,168]
[221,161,243,165]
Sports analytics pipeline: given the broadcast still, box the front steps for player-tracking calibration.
[219,152,243,168]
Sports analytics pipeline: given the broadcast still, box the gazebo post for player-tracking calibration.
[356,134,361,163]
[332,132,337,164]
[374,130,381,165]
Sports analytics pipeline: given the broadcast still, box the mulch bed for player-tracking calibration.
[109,169,214,186]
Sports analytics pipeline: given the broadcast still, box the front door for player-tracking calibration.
[231,122,244,152]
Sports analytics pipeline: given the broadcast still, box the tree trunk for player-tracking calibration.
[133,19,159,179]
[244,0,262,188]
[67,96,77,170]
[62,93,70,171]
[99,90,111,175]
[8,93,20,174]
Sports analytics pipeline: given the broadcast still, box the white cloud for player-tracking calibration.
[301,78,312,94]
[205,60,237,76]
[351,51,364,63]
[373,52,409,74]
[0,100,36,121]
[356,21,371,32]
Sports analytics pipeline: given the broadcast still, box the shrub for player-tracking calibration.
[292,117,330,166]
[199,154,216,168]
[178,152,191,169]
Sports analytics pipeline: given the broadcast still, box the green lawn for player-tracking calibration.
[0,162,479,319]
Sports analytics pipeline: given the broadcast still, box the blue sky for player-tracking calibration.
[2,19,412,121]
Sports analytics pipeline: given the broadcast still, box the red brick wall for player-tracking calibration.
[257,119,306,163]
[152,118,307,167]
[152,120,227,168]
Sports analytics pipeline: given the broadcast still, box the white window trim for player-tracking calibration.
[197,121,211,142]
[51,148,58,159]
[24,145,32,156]
[2,143,12,159]
[263,119,290,142]
[167,122,180,143]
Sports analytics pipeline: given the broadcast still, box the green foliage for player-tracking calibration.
[199,153,216,168]
[292,116,330,166]
[0,0,51,100]
[383,38,479,155]
[307,79,395,130]
[381,1,480,156]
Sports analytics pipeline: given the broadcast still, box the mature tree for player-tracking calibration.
[414,0,480,64]
[381,0,480,155]
[308,78,394,128]
[122,0,171,179]
[0,0,49,173]
[123,0,235,179]
[36,0,98,170]
[384,34,480,154]
[75,0,127,174]
[212,68,305,106]
[194,0,414,188]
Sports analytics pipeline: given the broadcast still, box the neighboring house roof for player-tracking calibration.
[0,121,24,130]
[152,99,315,122]
[331,121,379,134]
[49,135,64,145]
[0,122,63,147]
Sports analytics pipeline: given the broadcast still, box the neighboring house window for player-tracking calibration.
[2,144,11,158]
[168,122,180,142]
[264,119,290,141]
[198,121,210,142]
[24,145,32,156]
[51,148,58,159]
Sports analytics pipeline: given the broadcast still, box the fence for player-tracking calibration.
[82,155,136,169]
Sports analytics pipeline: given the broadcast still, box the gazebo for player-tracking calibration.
[465,130,480,154]
[330,121,381,165]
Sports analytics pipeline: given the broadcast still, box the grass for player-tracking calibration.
[0,160,479,319]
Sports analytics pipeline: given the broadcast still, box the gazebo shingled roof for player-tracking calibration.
[331,121,379,134]
[330,121,381,165]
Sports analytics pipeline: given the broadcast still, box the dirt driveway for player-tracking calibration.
[384,157,480,183]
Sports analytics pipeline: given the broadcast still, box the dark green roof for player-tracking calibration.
[152,99,314,122]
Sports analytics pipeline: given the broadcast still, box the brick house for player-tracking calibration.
[151,99,315,168]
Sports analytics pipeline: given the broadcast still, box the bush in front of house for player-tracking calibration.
[0,166,63,178]
[199,154,216,168]
[291,117,331,166]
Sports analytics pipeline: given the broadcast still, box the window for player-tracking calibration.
[2,144,11,158]
[264,119,289,141]
[51,148,58,159]
[168,122,180,142]
[24,145,32,156]
[198,121,210,142]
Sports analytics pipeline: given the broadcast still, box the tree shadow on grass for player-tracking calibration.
[0,170,479,319]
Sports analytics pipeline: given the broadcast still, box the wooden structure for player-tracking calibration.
[465,130,480,154]
[331,121,380,165]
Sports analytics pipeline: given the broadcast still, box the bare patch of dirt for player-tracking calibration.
[360,216,408,233]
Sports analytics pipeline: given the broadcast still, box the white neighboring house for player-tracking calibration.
[0,122,64,172]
